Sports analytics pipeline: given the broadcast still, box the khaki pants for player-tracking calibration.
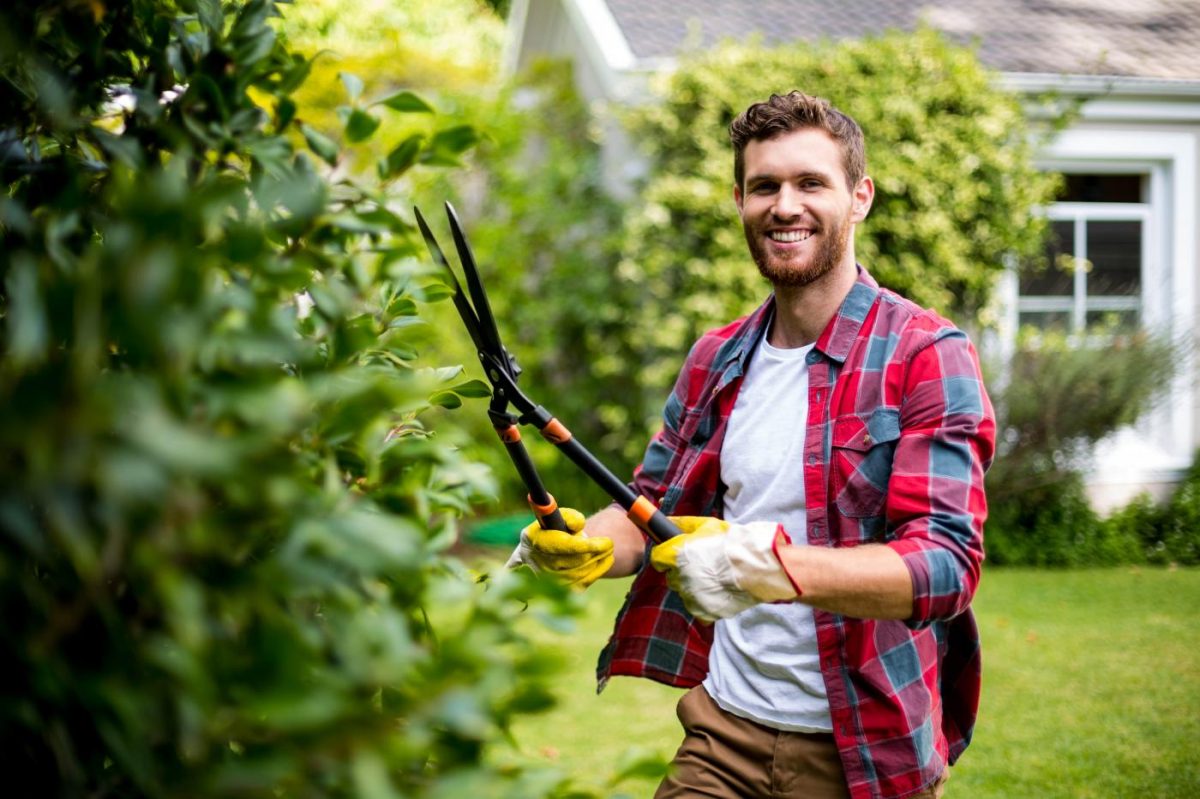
[655,685,948,799]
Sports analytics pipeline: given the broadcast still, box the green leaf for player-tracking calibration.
[449,379,491,398]
[340,72,365,102]
[377,90,434,114]
[300,123,338,165]
[421,125,480,166]
[345,109,381,143]
[275,97,296,130]
[418,281,455,302]
[4,254,48,367]
[195,0,224,35]
[380,134,423,179]
[428,391,463,409]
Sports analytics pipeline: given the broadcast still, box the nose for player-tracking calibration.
[772,184,804,220]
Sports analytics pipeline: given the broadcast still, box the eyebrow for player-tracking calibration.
[745,169,834,186]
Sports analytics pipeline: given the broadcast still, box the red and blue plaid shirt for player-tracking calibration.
[597,268,995,799]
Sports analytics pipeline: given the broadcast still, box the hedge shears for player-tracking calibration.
[414,202,680,543]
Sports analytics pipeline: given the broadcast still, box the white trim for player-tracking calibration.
[566,0,635,71]
[1073,100,1200,123]
[502,0,532,76]
[1000,72,1200,98]
[559,0,639,100]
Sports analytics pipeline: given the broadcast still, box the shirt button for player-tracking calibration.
[807,455,817,466]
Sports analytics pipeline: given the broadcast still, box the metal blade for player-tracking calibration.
[414,205,486,355]
[445,201,514,379]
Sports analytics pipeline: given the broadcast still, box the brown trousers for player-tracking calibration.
[655,685,948,799]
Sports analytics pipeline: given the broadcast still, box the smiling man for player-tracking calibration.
[508,92,996,799]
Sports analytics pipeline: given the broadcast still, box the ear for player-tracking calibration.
[850,176,874,223]
[733,182,744,214]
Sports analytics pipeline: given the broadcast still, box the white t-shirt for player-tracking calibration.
[702,335,833,732]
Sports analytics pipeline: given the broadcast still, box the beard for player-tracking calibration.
[744,211,852,288]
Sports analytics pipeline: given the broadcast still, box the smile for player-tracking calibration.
[769,229,814,243]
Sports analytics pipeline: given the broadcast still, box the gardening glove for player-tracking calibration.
[505,508,614,589]
[650,518,801,622]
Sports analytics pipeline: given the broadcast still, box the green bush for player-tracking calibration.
[0,2,606,795]
[984,327,1177,566]
[1149,455,1200,566]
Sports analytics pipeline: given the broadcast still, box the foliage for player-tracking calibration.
[983,325,1178,564]
[577,29,1063,468]
[1104,457,1200,567]
[986,474,1126,567]
[0,1,607,795]
[449,60,632,511]
[282,0,505,170]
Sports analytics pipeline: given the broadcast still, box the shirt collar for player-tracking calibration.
[816,266,880,364]
[724,266,881,373]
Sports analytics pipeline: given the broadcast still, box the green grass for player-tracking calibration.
[496,566,1200,797]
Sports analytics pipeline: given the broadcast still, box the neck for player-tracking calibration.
[768,259,858,348]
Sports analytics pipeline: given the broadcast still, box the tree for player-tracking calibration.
[0,1,596,795]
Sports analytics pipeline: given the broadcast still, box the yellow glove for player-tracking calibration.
[504,508,614,589]
[649,516,730,572]
[651,518,799,622]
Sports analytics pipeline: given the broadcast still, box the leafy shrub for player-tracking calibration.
[1148,455,1200,566]
[0,2,605,795]
[984,326,1178,566]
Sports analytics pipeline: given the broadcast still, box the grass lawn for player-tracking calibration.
[496,566,1200,797]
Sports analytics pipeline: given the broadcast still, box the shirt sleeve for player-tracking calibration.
[885,328,996,628]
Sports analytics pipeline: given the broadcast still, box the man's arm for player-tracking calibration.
[775,542,912,619]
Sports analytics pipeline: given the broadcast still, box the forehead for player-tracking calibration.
[743,128,847,187]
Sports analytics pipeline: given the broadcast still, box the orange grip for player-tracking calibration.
[527,493,559,517]
[540,418,572,444]
[627,496,657,531]
[495,425,522,444]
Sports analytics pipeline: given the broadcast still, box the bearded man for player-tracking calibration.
[509,91,995,799]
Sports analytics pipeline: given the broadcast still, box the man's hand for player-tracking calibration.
[650,518,801,622]
[505,508,614,589]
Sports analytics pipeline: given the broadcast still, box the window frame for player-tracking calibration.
[1018,199,1152,332]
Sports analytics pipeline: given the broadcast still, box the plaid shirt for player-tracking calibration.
[597,268,995,799]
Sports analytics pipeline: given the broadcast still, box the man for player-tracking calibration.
[508,91,995,799]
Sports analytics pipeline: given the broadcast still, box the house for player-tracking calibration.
[504,0,1200,511]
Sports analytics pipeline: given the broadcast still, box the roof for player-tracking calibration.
[603,0,1200,82]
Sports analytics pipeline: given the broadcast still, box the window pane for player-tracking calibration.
[1085,309,1139,330]
[1086,220,1141,296]
[1059,174,1145,203]
[1020,220,1074,295]
[1018,310,1071,331]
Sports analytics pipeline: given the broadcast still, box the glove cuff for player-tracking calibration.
[770,525,803,598]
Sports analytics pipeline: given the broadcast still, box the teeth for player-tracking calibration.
[769,230,813,243]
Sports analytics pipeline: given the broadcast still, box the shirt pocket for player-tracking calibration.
[830,408,901,520]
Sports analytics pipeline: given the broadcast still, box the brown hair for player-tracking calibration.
[730,91,866,191]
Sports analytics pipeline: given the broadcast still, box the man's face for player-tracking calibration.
[734,128,873,288]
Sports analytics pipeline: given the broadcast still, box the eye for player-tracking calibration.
[750,181,778,194]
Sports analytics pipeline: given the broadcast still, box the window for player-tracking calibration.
[1017,173,1149,333]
